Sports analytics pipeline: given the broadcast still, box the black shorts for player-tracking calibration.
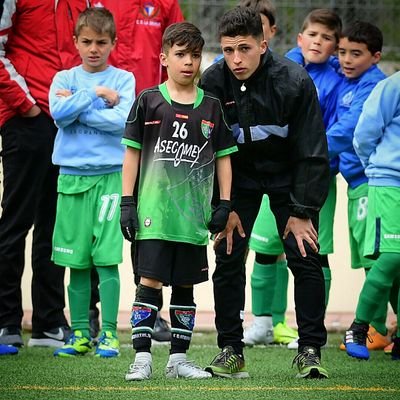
[135,239,209,286]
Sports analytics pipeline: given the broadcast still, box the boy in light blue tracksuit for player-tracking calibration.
[345,71,400,361]
[285,9,343,311]
[326,21,390,347]
[49,8,135,358]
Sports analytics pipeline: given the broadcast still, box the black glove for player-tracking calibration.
[120,195,139,242]
[208,200,231,234]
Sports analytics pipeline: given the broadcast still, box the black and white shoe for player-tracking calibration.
[28,326,71,348]
[152,313,171,342]
[0,327,24,347]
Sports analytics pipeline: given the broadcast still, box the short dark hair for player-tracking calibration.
[341,21,383,54]
[301,9,342,43]
[75,7,116,41]
[218,7,263,40]
[239,0,276,27]
[162,22,204,53]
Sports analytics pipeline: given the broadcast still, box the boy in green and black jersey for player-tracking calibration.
[120,21,237,381]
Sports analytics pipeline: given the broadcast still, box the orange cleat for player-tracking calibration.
[384,342,393,355]
[367,326,392,350]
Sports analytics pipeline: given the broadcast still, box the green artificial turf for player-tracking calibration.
[0,332,399,400]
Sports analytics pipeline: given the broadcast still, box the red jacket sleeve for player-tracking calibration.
[0,0,35,116]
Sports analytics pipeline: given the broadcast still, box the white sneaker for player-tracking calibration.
[243,316,273,346]
[165,354,212,379]
[287,338,299,350]
[287,338,327,350]
[125,352,152,381]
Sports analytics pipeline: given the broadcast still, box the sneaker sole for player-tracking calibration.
[205,367,250,379]
[95,351,120,358]
[28,338,65,348]
[54,351,88,357]
[166,373,212,379]
[296,367,329,379]
[125,374,151,381]
[274,336,298,345]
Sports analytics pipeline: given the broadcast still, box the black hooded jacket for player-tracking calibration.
[199,50,330,219]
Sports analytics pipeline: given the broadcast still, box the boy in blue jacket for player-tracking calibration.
[345,71,400,361]
[245,8,343,350]
[49,7,135,358]
[286,7,342,316]
[326,21,392,350]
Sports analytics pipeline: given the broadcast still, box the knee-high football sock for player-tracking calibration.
[251,260,276,317]
[169,286,196,354]
[272,260,288,326]
[131,283,161,353]
[96,265,120,335]
[356,253,400,330]
[68,268,91,338]
[364,267,389,335]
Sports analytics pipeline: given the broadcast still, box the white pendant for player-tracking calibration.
[240,83,246,92]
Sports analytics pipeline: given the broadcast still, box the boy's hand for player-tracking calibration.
[56,89,72,97]
[213,210,245,255]
[208,200,231,234]
[95,86,120,106]
[21,104,41,117]
[120,196,139,242]
[283,216,318,257]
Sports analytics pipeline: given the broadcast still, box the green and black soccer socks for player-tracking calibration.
[170,286,196,354]
[131,284,161,352]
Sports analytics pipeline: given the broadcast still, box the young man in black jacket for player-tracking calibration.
[200,6,330,379]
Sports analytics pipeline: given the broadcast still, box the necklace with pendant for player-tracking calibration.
[240,82,246,92]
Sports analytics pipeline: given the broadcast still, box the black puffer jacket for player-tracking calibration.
[200,50,330,219]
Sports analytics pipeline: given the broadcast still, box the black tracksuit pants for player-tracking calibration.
[0,113,67,333]
[213,188,327,354]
